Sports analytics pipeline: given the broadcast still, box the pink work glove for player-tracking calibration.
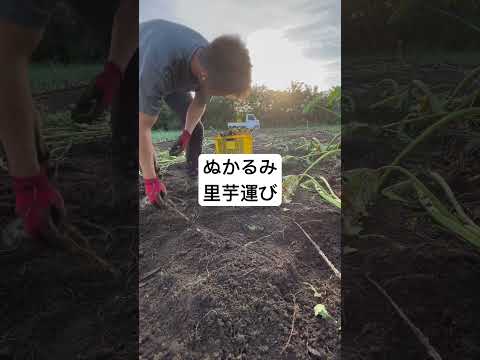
[169,129,192,156]
[72,61,122,123]
[12,172,65,239]
[144,177,167,207]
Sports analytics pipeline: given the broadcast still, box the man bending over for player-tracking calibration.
[139,19,252,206]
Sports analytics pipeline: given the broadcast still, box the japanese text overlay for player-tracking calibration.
[198,154,282,206]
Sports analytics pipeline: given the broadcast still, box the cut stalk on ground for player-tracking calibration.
[294,221,341,279]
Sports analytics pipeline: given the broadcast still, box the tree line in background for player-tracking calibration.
[156,82,341,131]
[343,0,480,54]
[31,3,341,131]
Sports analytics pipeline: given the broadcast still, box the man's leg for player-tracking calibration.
[164,93,204,174]
[108,0,138,73]
[187,120,204,174]
[110,49,139,209]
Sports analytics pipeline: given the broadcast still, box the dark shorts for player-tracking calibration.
[0,0,56,28]
[0,0,119,29]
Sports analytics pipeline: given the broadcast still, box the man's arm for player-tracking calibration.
[139,111,167,205]
[184,91,209,134]
[168,91,210,157]
[139,112,158,180]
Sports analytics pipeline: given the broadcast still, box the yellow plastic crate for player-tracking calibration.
[214,132,253,154]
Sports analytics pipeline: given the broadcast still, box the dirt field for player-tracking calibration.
[0,88,138,359]
[139,128,341,359]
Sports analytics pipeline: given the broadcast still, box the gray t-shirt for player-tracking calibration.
[139,19,209,115]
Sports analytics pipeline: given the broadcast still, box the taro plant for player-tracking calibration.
[342,65,480,248]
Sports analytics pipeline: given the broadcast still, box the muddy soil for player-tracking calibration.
[0,97,138,359]
[342,58,480,359]
[139,128,341,359]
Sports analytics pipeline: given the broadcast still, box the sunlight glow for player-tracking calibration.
[247,28,337,91]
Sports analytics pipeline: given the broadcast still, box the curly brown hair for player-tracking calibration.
[202,35,252,98]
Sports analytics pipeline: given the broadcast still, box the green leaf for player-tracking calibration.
[314,304,331,319]
[342,168,382,236]
[412,80,444,113]
[379,166,480,248]
[342,122,381,140]
[282,175,301,203]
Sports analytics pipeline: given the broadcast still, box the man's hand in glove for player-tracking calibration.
[71,61,122,123]
[144,177,167,207]
[13,172,65,240]
[169,129,191,156]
